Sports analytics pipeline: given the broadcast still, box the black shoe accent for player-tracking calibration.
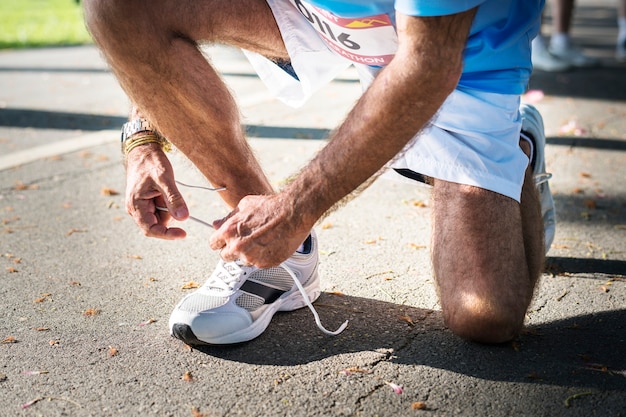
[171,323,209,346]
[297,234,313,255]
[393,168,434,185]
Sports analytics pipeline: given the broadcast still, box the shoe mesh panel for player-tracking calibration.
[250,267,296,291]
[178,292,227,313]
[235,293,265,311]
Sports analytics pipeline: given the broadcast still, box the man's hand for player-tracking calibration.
[125,143,189,239]
[209,194,311,269]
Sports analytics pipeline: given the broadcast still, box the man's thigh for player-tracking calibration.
[90,0,289,60]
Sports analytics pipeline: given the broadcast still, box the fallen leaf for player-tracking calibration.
[385,381,403,395]
[191,407,208,417]
[108,346,118,356]
[558,120,587,137]
[84,308,99,317]
[66,228,87,236]
[20,397,43,409]
[101,187,119,196]
[181,281,199,290]
[408,243,426,250]
[579,172,592,178]
[49,340,59,346]
[34,293,52,303]
[564,392,592,408]
[138,318,157,326]
[598,286,609,293]
[182,371,194,382]
[13,181,38,191]
[552,244,570,249]
[583,199,597,209]
[1,336,17,344]
[321,222,333,230]
[34,327,50,332]
[6,267,18,273]
[412,200,427,207]
[399,315,415,326]
[69,281,81,286]
[411,401,428,410]
[129,254,143,260]
[339,367,372,376]
[22,370,48,376]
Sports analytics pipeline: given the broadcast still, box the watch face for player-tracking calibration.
[121,119,155,141]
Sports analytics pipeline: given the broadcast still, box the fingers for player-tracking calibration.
[124,147,188,240]
[130,197,187,240]
[160,180,189,221]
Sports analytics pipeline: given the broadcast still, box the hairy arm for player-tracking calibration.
[211,9,476,267]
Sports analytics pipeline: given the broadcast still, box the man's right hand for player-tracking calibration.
[124,143,189,239]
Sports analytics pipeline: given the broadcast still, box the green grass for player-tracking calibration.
[0,0,93,49]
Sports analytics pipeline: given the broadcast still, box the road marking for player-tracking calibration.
[0,130,117,171]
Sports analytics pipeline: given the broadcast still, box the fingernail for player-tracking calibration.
[175,208,188,218]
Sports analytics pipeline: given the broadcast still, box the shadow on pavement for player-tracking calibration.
[191,293,625,393]
[0,108,126,131]
[529,64,626,102]
[547,136,626,150]
[547,257,626,276]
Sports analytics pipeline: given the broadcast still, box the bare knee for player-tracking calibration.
[442,293,525,344]
[84,0,173,50]
[84,0,137,38]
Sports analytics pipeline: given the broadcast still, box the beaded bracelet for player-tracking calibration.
[122,133,172,155]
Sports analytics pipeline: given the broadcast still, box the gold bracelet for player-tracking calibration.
[122,133,172,155]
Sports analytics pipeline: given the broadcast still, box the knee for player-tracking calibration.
[442,293,525,344]
[83,0,152,46]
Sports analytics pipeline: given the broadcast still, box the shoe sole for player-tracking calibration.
[170,273,321,345]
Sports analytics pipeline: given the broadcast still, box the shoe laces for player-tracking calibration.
[205,260,246,291]
[281,262,348,336]
[204,259,348,336]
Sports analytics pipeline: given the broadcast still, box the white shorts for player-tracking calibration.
[243,0,529,202]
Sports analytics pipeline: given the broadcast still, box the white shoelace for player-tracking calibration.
[213,259,347,336]
[281,263,348,336]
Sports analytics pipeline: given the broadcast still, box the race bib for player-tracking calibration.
[290,0,398,66]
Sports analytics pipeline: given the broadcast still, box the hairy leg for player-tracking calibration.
[431,141,543,343]
[84,0,289,207]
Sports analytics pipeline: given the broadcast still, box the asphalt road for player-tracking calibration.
[1,2,625,416]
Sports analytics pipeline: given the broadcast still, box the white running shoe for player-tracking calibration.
[550,42,599,68]
[532,43,571,72]
[169,232,347,345]
[520,104,556,253]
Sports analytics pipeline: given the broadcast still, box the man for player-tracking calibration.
[84,0,555,345]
